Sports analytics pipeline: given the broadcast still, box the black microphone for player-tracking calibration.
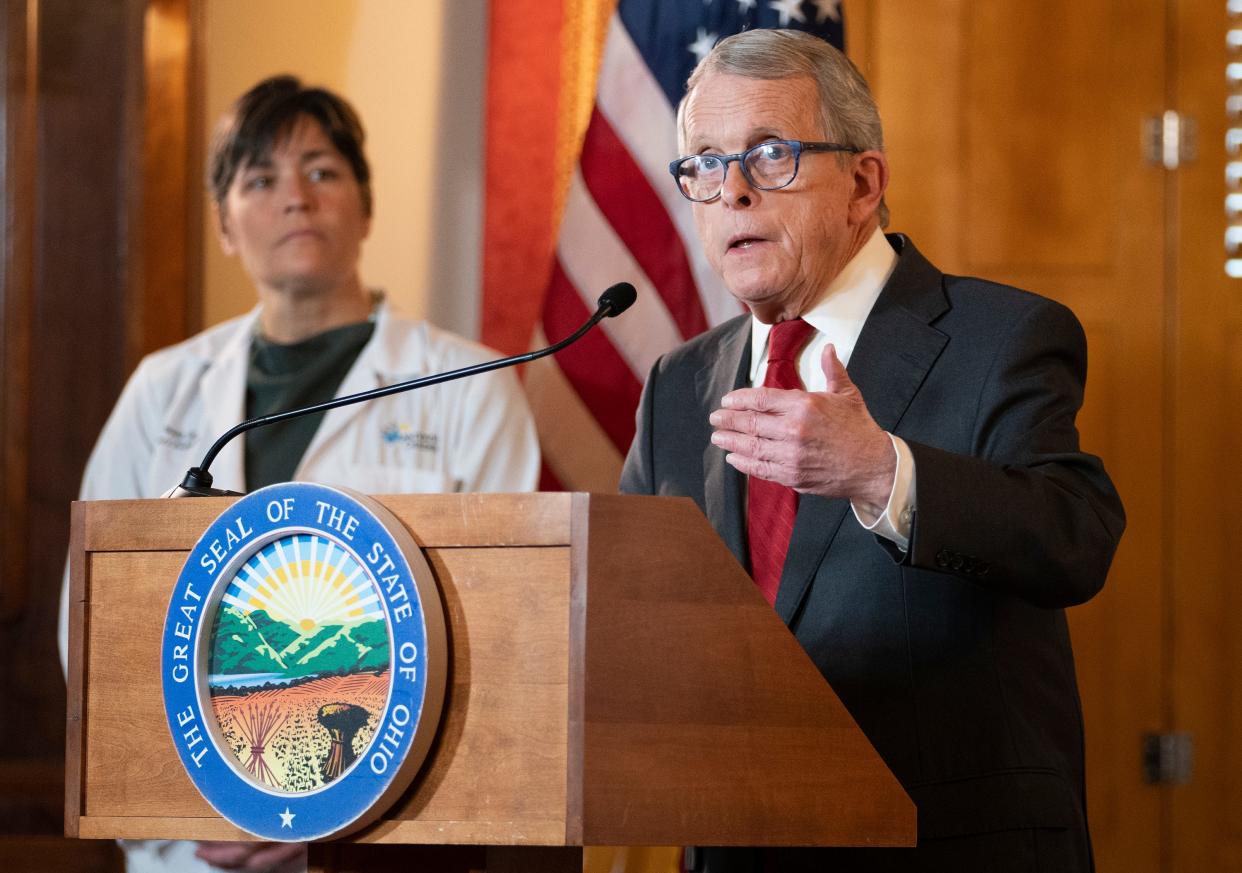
[174,282,638,497]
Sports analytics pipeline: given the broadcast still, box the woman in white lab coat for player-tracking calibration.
[60,75,538,873]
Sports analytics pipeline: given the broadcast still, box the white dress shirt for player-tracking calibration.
[747,227,916,550]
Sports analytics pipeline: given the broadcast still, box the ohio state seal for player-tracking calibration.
[160,482,446,841]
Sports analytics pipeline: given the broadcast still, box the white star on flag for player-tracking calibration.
[279,807,295,829]
[809,0,842,22]
[688,27,718,63]
[736,0,758,11]
[768,0,807,27]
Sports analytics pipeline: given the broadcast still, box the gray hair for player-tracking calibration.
[680,29,889,226]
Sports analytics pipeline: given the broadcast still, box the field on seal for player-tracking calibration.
[210,671,390,793]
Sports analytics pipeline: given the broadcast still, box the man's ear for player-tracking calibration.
[213,201,237,256]
[849,150,889,225]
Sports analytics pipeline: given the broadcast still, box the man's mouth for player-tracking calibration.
[727,234,767,251]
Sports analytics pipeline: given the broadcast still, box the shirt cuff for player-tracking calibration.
[851,434,917,552]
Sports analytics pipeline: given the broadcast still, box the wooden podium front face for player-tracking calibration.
[66,493,580,845]
[66,492,913,850]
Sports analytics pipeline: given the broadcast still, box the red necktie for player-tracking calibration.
[746,318,816,605]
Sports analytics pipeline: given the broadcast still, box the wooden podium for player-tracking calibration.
[64,493,914,872]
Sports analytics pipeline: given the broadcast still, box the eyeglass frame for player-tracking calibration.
[667,139,863,203]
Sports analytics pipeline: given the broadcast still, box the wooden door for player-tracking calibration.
[849,2,1168,870]
[0,0,198,869]
[1169,0,1242,869]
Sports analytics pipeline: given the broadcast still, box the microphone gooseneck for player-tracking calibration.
[177,282,639,496]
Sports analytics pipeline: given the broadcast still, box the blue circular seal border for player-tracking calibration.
[160,482,446,841]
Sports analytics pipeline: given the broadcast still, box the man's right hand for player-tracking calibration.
[709,343,896,509]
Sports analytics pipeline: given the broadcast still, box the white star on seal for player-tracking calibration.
[279,807,295,829]
[768,0,807,27]
[808,0,842,22]
[688,27,718,63]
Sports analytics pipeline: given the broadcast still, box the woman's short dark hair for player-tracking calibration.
[207,75,372,216]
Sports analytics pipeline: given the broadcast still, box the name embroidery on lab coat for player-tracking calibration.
[159,426,197,450]
[381,423,438,453]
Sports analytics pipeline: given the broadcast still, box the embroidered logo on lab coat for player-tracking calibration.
[381,422,438,452]
[159,426,197,451]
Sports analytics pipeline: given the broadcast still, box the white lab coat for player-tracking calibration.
[58,300,539,873]
[78,299,539,500]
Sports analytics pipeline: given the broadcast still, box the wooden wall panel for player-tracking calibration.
[0,1,198,869]
[963,1,1115,270]
[0,0,146,868]
[0,0,36,625]
[853,0,964,259]
[136,0,201,365]
[1169,0,1242,868]
[0,0,137,831]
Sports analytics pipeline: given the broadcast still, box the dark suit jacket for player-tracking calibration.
[619,235,1125,865]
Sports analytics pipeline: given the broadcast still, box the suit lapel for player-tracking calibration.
[847,237,950,434]
[698,317,752,566]
[775,235,950,625]
[774,494,851,624]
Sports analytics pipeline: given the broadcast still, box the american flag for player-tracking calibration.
[524,0,847,492]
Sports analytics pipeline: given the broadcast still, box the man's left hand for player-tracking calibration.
[709,343,895,511]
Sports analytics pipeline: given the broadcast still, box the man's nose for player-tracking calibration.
[719,160,753,208]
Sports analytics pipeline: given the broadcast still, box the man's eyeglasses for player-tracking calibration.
[668,140,861,203]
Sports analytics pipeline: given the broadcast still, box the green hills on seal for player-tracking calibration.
[209,606,390,680]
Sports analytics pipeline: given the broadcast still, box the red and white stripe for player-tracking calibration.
[536,14,739,489]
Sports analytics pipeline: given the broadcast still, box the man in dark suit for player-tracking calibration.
[619,28,1125,873]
